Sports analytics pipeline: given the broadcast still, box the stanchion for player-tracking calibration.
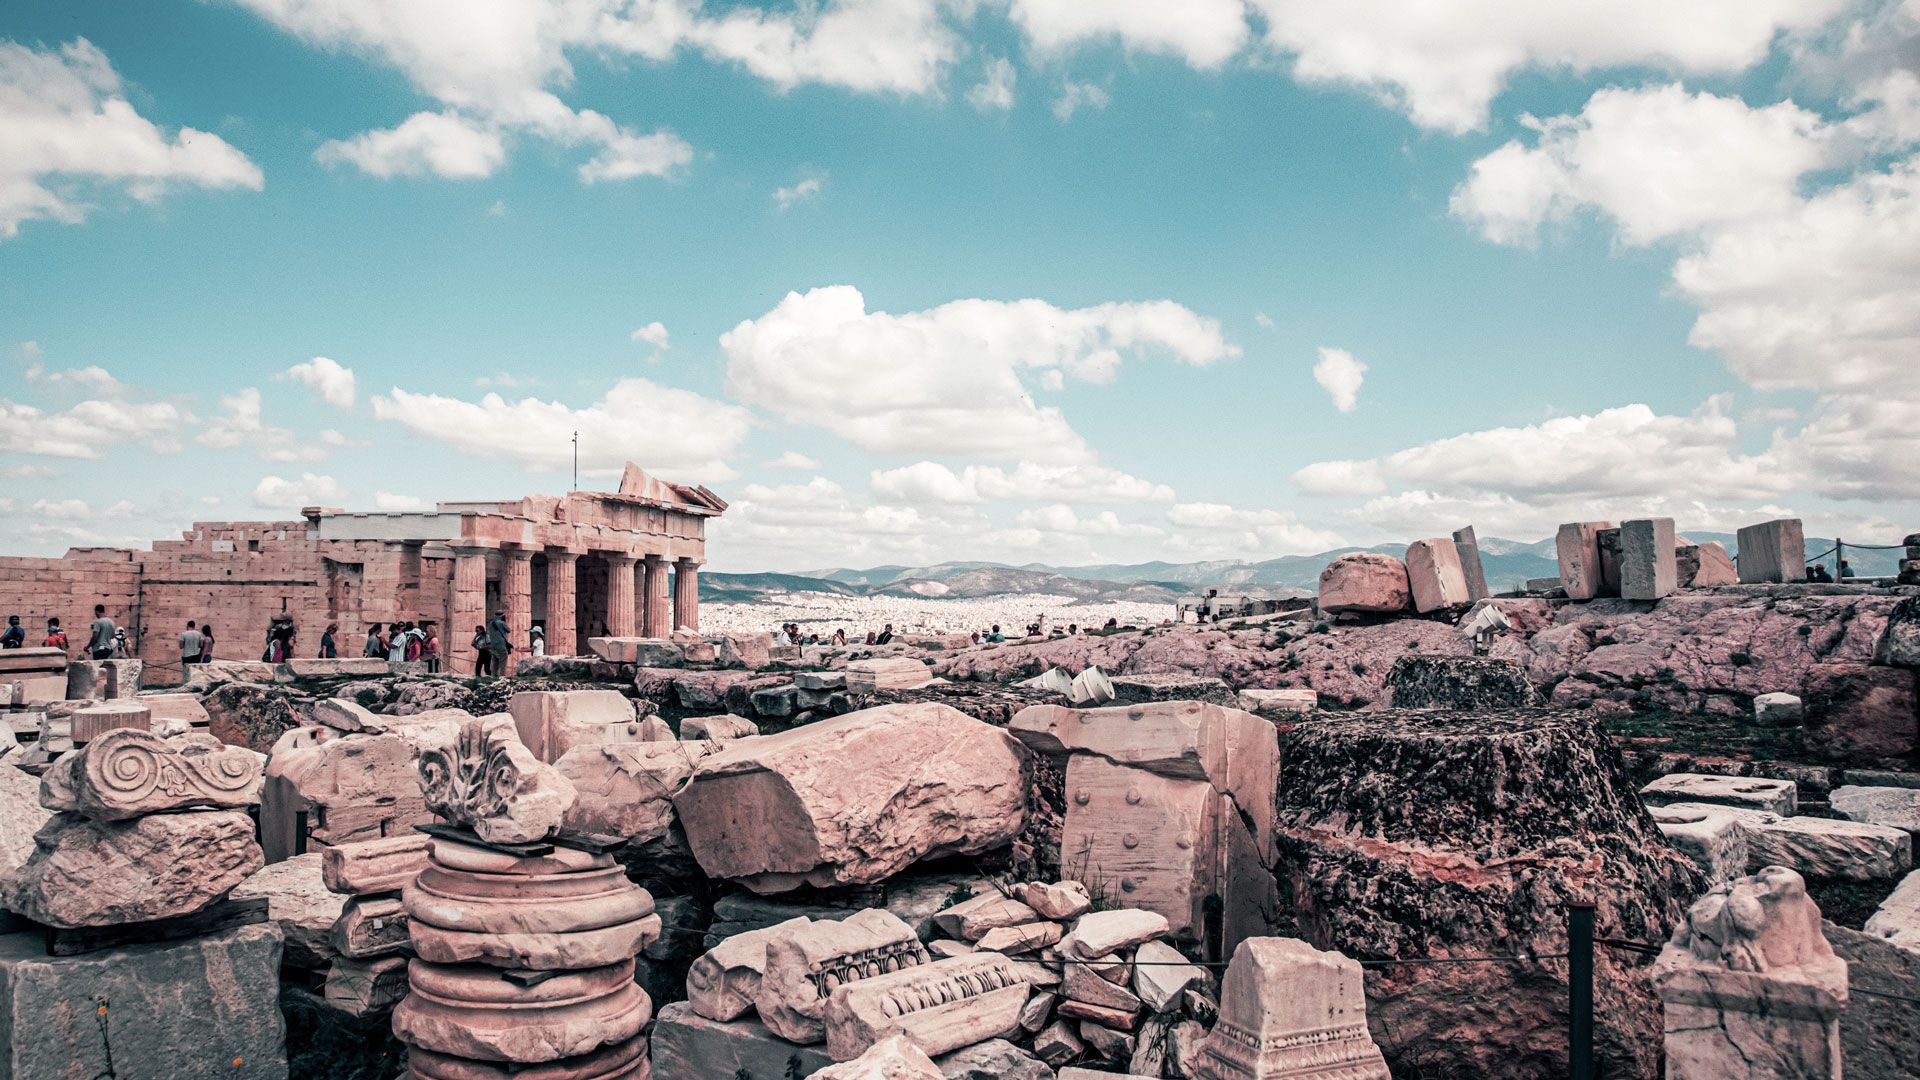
[1568,901,1594,1080]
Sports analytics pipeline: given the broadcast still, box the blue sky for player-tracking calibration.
[2,1,1916,571]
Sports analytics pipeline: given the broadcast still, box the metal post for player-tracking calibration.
[1568,901,1594,1080]
[1835,537,1844,581]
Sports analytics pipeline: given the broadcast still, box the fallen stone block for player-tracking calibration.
[324,953,408,1017]
[333,893,410,958]
[975,922,1060,955]
[1064,958,1143,1013]
[1650,804,1752,886]
[650,999,833,1080]
[40,727,261,821]
[758,908,928,1043]
[138,691,212,728]
[2,809,263,927]
[1864,869,1920,952]
[70,701,150,745]
[1197,936,1389,1079]
[1317,552,1411,615]
[687,915,811,1021]
[1018,880,1091,921]
[815,1034,944,1079]
[0,923,288,1078]
[557,741,700,844]
[1107,672,1230,706]
[509,688,659,763]
[1234,688,1317,717]
[1664,802,1913,881]
[1876,596,1920,668]
[282,658,390,679]
[1677,541,1737,588]
[932,893,1038,941]
[824,952,1031,1062]
[230,851,344,969]
[1406,537,1471,613]
[1033,1019,1085,1066]
[1556,521,1615,601]
[1063,909,1170,960]
[675,704,1027,892]
[1619,518,1678,601]
[1831,785,1920,836]
[1641,772,1798,814]
[1753,692,1805,727]
[320,833,432,895]
[680,714,758,741]
[1736,518,1806,585]
[1453,525,1490,603]
[1131,939,1206,1012]
[845,657,936,694]
[0,763,51,876]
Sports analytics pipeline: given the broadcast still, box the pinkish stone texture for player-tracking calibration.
[1316,553,1411,616]
[1404,539,1470,613]
[2,809,263,927]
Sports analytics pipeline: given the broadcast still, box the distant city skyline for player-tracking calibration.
[2,1,1916,572]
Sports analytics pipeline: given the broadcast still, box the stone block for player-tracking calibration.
[70,701,150,745]
[138,692,212,728]
[102,659,143,698]
[1830,785,1920,836]
[1405,538,1471,613]
[1063,909,1170,961]
[936,1038,1051,1080]
[321,833,432,895]
[282,658,389,678]
[1736,518,1806,585]
[932,893,1037,941]
[1641,773,1798,814]
[0,924,288,1079]
[332,893,411,958]
[1665,802,1913,881]
[758,908,928,1043]
[674,704,1026,893]
[392,958,652,1063]
[414,714,576,845]
[16,675,65,706]
[1234,688,1317,717]
[719,634,773,669]
[1556,521,1615,601]
[680,714,758,741]
[823,952,1030,1062]
[749,684,800,718]
[795,671,847,691]
[1655,867,1845,1080]
[230,851,344,969]
[1876,597,1920,668]
[687,915,811,1021]
[1063,957,1143,1013]
[845,657,935,694]
[1865,869,1920,952]
[1131,939,1206,1013]
[1060,756,1217,940]
[1755,692,1805,726]
[1678,541,1738,588]
[324,954,408,1017]
[650,1000,833,1080]
[557,740,698,844]
[1452,526,1490,602]
[1105,672,1224,706]
[509,689,654,764]
[1018,880,1091,921]
[975,921,1060,954]
[1033,1020,1085,1066]
[1316,552,1410,615]
[0,647,66,676]
[815,1035,943,1079]
[1650,804,1752,885]
[1619,518,1678,600]
[0,762,51,877]
[2,809,264,927]
[1197,936,1389,1080]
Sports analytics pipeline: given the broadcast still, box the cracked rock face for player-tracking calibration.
[1272,709,1702,1080]
[3,809,265,927]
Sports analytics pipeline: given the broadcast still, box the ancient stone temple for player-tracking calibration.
[0,463,723,679]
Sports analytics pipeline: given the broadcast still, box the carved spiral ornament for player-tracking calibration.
[75,728,261,815]
[419,718,523,830]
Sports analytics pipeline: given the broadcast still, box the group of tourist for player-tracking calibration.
[1804,560,1856,582]
[1,606,148,662]
[362,621,440,670]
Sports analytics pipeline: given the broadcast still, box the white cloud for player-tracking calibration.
[371,377,751,478]
[284,356,356,409]
[315,110,506,179]
[373,491,430,511]
[1053,81,1110,122]
[1007,0,1248,69]
[631,321,671,351]
[707,476,951,568]
[1014,504,1163,538]
[764,450,822,470]
[967,58,1016,111]
[774,175,824,209]
[1311,347,1366,412]
[0,396,189,458]
[1163,502,1346,555]
[1291,458,1385,496]
[1451,85,1847,246]
[20,355,130,396]
[0,38,262,238]
[253,473,345,509]
[683,0,960,95]
[197,388,330,461]
[1249,0,1849,133]
[722,285,1239,463]
[1253,312,1274,329]
[0,464,56,480]
[31,498,92,520]
[476,372,537,388]
[869,461,1176,504]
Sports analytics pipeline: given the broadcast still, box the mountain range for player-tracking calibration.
[701,533,1900,604]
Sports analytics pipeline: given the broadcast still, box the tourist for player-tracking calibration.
[987,624,1004,643]
[112,628,132,659]
[422,623,440,673]
[530,626,546,657]
[42,617,67,651]
[180,620,204,670]
[319,623,338,659]
[387,623,409,663]
[875,623,894,645]
[404,623,425,663]
[831,628,847,646]
[0,616,23,650]
[1103,617,1118,632]
[471,624,491,676]
[486,611,512,675]
[1067,623,1078,636]
[864,630,876,645]
[86,605,116,661]
[199,624,216,663]
[363,624,385,657]
[1839,559,1857,579]
[265,622,295,663]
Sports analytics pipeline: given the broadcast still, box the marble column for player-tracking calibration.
[642,555,670,638]
[545,551,578,657]
[673,558,700,634]
[450,547,488,676]
[604,555,638,639]
[503,548,533,660]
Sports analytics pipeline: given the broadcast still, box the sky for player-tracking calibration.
[1,1,1917,573]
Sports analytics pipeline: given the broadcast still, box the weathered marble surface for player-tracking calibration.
[415,714,576,845]
[230,851,344,968]
[2,809,263,927]
[824,952,1031,1062]
[40,728,261,821]
[687,914,811,1021]
[1197,936,1389,1080]
[757,908,928,1044]
[813,1034,944,1079]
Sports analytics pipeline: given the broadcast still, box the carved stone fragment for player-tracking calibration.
[40,728,260,821]
[823,952,1032,1062]
[757,908,930,1044]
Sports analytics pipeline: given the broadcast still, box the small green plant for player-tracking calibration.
[733,1069,753,1080]
[1309,620,1331,634]
[1350,661,1367,676]
[941,882,976,908]
[1730,651,1754,666]
[1797,625,1813,636]
[785,1056,807,1080]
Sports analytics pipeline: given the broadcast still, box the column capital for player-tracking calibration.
[674,556,703,569]
[602,551,638,566]
[545,548,582,562]
[642,552,666,565]
[450,544,492,558]
[503,546,535,562]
